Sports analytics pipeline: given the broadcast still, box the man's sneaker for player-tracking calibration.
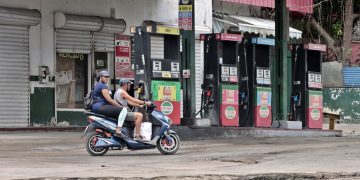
[114,132,126,139]
[134,135,147,142]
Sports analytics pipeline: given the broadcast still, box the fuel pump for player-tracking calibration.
[290,43,326,129]
[238,38,274,127]
[131,24,181,125]
[200,33,242,126]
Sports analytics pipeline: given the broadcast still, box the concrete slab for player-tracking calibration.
[0,126,342,140]
[172,126,342,140]
[272,120,303,129]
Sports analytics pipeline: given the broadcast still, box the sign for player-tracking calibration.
[58,53,85,60]
[306,90,323,129]
[220,85,239,127]
[178,1,193,30]
[183,69,190,78]
[160,101,174,115]
[156,26,180,35]
[152,81,181,125]
[115,35,134,79]
[255,87,272,127]
[251,38,275,46]
[216,33,242,42]
[304,43,327,52]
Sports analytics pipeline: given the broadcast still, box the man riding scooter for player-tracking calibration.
[114,78,151,141]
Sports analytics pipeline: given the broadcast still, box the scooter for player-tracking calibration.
[83,102,180,156]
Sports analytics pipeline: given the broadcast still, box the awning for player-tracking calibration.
[55,12,126,34]
[0,6,40,26]
[222,0,313,14]
[213,15,302,39]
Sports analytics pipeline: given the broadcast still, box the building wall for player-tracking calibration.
[323,88,360,123]
[0,0,182,126]
[351,42,360,65]
[213,0,258,16]
[195,0,212,29]
[0,0,157,82]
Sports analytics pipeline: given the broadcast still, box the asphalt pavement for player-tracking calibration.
[0,130,360,179]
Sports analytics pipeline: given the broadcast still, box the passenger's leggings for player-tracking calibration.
[97,105,127,127]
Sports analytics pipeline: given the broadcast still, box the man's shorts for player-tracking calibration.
[125,112,135,122]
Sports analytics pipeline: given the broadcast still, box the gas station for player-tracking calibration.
[0,0,342,138]
[127,0,330,133]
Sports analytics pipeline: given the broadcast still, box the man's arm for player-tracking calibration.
[128,100,142,108]
[122,91,146,105]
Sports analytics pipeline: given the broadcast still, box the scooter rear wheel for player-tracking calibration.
[157,133,180,155]
[86,131,109,156]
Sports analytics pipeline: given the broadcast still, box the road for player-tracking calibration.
[0,131,360,179]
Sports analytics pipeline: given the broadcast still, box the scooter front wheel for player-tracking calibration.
[85,131,109,156]
[157,133,180,155]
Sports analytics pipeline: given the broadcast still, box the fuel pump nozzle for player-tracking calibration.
[195,84,214,117]
[289,45,300,121]
[239,89,248,109]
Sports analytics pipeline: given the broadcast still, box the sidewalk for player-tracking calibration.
[0,123,348,140]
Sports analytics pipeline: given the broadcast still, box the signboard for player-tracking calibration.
[306,90,323,129]
[251,38,275,46]
[151,80,181,125]
[115,35,134,79]
[156,26,180,35]
[178,0,193,30]
[216,33,242,42]
[254,87,272,127]
[220,85,239,127]
[183,69,190,78]
[304,43,327,52]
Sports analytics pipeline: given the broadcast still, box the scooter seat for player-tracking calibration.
[84,111,135,128]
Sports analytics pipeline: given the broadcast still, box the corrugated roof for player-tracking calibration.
[343,67,360,87]
[212,14,303,39]
[223,0,313,14]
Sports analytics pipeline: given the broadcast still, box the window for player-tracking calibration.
[56,53,88,109]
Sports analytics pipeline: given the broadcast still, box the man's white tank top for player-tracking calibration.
[114,89,128,107]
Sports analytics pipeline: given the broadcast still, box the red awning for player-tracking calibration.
[223,0,313,14]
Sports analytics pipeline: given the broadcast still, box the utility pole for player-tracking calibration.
[275,0,291,121]
[179,0,196,122]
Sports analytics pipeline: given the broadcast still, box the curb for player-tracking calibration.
[0,127,86,132]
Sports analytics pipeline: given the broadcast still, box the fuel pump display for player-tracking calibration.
[200,33,242,126]
[131,24,181,125]
[239,38,274,127]
[291,43,326,129]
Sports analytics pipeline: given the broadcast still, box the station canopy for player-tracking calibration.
[213,13,302,39]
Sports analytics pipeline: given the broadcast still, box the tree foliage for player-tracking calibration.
[290,0,360,64]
